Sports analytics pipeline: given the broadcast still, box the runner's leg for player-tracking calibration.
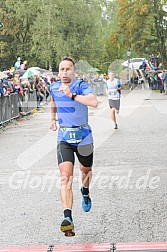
[57,142,75,235]
[59,161,74,210]
[111,108,117,125]
[76,144,93,212]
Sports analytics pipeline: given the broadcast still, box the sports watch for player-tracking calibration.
[71,92,77,100]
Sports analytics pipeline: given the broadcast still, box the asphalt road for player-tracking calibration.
[0,89,167,246]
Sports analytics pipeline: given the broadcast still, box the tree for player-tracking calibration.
[0,0,119,70]
[0,0,41,69]
[101,0,125,70]
[117,0,167,66]
[30,0,106,69]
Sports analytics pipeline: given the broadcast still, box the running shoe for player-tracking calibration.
[114,124,118,129]
[81,188,92,212]
[60,217,75,237]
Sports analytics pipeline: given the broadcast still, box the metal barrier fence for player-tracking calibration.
[0,94,19,125]
[22,92,37,113]
[0,92,37,125]
[89,80,106,95]
[0,81,105,126]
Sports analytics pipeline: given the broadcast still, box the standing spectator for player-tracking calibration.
[13,79,24,115]
[0,79,4,97]
[142,59,147,71]
[130,76,134,90]
[13,71,20,82]
[10,78,15,92]
[35,78,45,107]
[1,78,8,95]
[134,75,139,85]
[44,77,50,103]
[154,73,162,90]
[14,57,21,70]
[150,54,155,65]
[162,70,167,95]
[20,60,27,70]
[147,73,152,89]
[150,63,155,71]
[50,77,57,84]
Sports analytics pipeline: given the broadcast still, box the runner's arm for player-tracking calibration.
[59,83,98,108]
[117,80,122,91]
[50,97,58,131]
[74,93,98,108]
[117,86,122,91]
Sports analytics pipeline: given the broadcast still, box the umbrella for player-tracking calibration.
[0,72,7,79]
[88,67,100,73]
[27,67,41,71]
[21,68,40,79]
[27,67,52,75]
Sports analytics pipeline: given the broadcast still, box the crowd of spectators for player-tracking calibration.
[0,70,60,116]
[128,54,167,93]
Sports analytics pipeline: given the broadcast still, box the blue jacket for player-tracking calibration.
[0,81,4,96]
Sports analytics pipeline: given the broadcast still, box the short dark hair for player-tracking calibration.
[50,77,56,82]
[61,56,75,67]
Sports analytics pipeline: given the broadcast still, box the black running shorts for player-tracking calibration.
[57,141,93,167]
[109,99,120,110]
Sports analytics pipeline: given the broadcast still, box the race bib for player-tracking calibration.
[63,128,83,143]
[108,90,120,99]
[110,91,116,95]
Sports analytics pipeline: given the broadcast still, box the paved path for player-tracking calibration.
[0,90,167,247]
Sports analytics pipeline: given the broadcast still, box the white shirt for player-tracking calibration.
[106,78,121,100]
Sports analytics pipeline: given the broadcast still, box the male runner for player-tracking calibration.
[50,56,98,236]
